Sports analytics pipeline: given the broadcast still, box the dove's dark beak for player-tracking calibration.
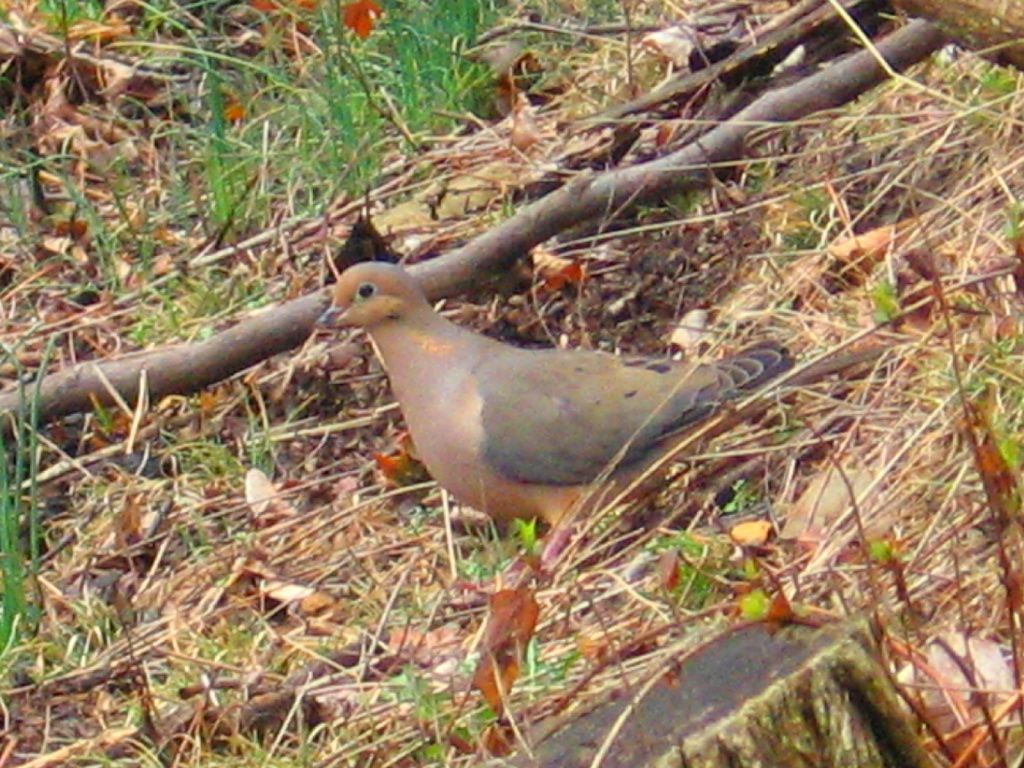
[317,305,351,329]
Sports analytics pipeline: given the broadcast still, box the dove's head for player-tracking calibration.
[319,262,430,330]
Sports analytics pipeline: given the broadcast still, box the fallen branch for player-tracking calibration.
[2,19,945,424]
[587,0,884,123]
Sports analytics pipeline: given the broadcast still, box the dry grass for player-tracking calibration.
[3,1,1024,766]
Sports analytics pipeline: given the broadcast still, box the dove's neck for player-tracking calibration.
[366,308,493,399]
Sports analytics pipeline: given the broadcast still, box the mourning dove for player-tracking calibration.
[319,262,792,525]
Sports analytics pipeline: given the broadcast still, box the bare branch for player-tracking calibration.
[2,19,945,424]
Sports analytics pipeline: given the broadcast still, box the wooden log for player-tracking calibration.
[504,620,931,768]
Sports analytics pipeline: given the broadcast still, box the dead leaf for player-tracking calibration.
[481,723,514,756]
[654,122,677,147]
[729,519,773,547]
[640,27,695,68]
[482,587,538,653]
[388,623,462,667]
[669,308,708,353]
[828,222,917,287]
[114,492,143,548]
[532,246,585,290]
[510,92,542,152]
[244,468,298,524]
[299,590,338,616]
[764,591,795,623]
[261,579,315,603]
[472,587,539,715]
[0,25,22,57]
[577,632,610,663]
[479,44,542,116]
[965,396,1022,531]
[781,464,874,540]
[830,225,895,263]
[430,162,523,220]
[52,217,88,239]
[772,44,806,74]
[68,17,133,43]
[898,633,1014,757]
[40,235,73,255]
[374,433,429,487]
[656,549,681,590]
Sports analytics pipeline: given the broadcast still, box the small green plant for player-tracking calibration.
[979,65,1019,99]
[721,479,760,515]
[37,0,104,28]
[513,518,539,555]
[781,188,831,251]
[871,278,900,324]
[0,342,50,656]
[394,664,450,722]
[1003,200,1023,245]
[997,435,1022,471]
[738,587,770,620]
[171,439,244,481]
[648,532,719,608]
[867,538,898,565]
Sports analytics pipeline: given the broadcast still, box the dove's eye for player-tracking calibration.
[356,282,377,300]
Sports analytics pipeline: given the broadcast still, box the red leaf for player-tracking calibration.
[223,97,245,123]
[343,0,381,38]
[373,433,429,487]
[471,587,539,715]
[656,549,680,590]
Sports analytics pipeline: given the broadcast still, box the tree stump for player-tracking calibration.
[504,620,932,768]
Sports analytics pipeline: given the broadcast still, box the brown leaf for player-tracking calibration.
[299,590,338,616]
[764,591,795,623]
[898,633,1015,756]
[656,549,681,590]
[40,235,74,256]
[509,92,542,152]
[244,468,298,525]
[729,519,773,547]
[654,122,677,148]
[473,653,519,716]
[532,246,585,290]
[389,624,462,668]
[114,493,144,548]
[52,218,89,239]
[965,397,1021,530]
[67,17,133,43]
[472,587,539,715]
[828,224,898,283]
[577,632,610,663]
[374,434,429,487]
[481,723,514,756]
[781,464,874,540]
[482,587,539,652]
